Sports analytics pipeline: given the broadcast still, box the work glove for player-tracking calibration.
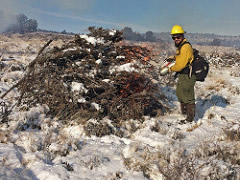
[168,67,172,73]
[166,56,175,62]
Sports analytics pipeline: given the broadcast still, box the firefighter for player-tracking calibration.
[169,25,196,123]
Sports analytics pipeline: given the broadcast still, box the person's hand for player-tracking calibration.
[166,56,175,62]
[168,67,172,73]
[168,55,175,59]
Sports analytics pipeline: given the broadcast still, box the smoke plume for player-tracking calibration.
[0,11,17,32]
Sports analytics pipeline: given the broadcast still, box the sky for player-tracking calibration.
[0,0,240,35]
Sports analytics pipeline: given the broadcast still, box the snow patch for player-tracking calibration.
[71,82,88,93]
[80,34,104,46]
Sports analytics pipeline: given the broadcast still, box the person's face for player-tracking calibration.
[172,35,184,46]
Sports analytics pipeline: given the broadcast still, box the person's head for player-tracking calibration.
[170,25,185,47]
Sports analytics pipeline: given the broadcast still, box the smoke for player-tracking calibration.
[0,0,21,32]
[0,0,95,32]
[0,11,17,32]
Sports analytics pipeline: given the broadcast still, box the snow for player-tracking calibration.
[63,47,78,52]
[1,35,240,179]
[96,59,102,64]
[110,62,137,74]
[116,56,125,59]
[77,98,86,103]
[109,30,117,36]
[102,79,110,83]
[71,82,88,93]
[91,102,101,111]
[80,35,104,46]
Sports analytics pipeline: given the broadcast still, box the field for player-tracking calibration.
[0,31,240,180]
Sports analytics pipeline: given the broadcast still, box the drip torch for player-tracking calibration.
[159,57,175,76]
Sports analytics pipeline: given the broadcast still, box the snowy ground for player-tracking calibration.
[0,33,240,180]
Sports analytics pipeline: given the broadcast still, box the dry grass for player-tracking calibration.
[228,86,240,95]
[193,45,239,57]
[230,71,240,77]
[186,122,202,132]
[122,138,240,180]
[206,79,226,92]
[151,121,185,140]
[223,123,240,141]
[0,130,10,143]
[208,113,215,119]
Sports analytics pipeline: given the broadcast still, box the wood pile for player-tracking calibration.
[5,27,170,136]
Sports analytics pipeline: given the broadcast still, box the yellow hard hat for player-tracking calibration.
[170,25,185,35]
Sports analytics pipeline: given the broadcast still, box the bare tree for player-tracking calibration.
[25,19,38,32]
[4,13,38,33]
[211,38,221,46]
[123,27,133,40]
[145,31,156,42]
[17,14,28,34]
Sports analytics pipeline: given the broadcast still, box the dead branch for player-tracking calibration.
[1,40,53,99]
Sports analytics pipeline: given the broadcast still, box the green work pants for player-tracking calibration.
[176,74,196,104]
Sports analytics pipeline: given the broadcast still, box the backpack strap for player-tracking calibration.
[177,41,193,75]
[178,41,191,50]
[178,41,193,64]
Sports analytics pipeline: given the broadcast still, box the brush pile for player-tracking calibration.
[9,27,169,136]
[208,53,240,67]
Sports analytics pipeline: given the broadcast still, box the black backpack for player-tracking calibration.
[192,49,209,81]
[179,42,209,82]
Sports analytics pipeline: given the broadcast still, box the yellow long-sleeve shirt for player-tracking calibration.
[170,39,194,72]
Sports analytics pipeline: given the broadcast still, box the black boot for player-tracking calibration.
[180,103,187,115]
[185,103,195,122]
[179,103,195,124]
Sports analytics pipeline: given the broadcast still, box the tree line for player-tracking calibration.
[1,13,159,43]
[4,14,38,34]
[123,27,157,42]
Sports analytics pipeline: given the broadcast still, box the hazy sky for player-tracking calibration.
[0,0,240,35]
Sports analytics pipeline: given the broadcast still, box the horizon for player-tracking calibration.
[0,0,240,36]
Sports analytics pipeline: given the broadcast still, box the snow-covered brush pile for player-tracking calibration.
[2,27,169,137]
[208,53,240,67]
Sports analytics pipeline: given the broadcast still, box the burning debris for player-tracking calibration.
[2,27,169,136]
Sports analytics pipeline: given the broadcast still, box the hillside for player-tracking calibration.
[154,32,240,48]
